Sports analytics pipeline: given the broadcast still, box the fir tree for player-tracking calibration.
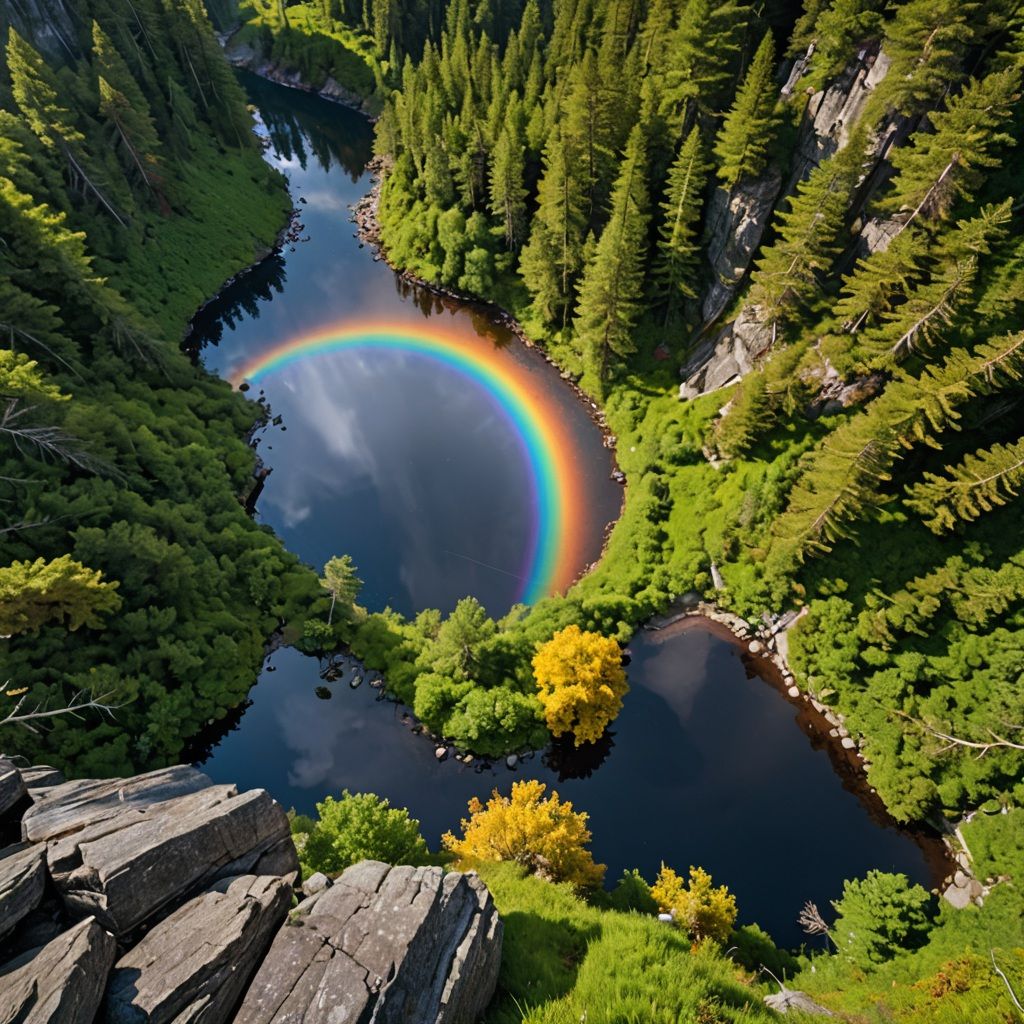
[748,139,864,330]
[489,93,528,249]
[651,126,708,325]
[713,32,780,190]
[906,437,1024,532]
[573,125,650,388]
[519,125,587,325]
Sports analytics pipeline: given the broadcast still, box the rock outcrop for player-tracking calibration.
[0,760,504,1024]
[237,860,503,1024]
[0,842,46,941]
[0,916,117,1024]
[680,305,776,399]
[105,874,292,1024]
[25,766,297,936]
[701,170,783,326]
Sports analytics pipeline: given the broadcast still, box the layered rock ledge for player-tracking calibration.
[0,758,503,1024]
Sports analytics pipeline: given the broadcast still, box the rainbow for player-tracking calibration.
[232,322,584,604]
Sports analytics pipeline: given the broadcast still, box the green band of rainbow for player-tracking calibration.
[232,322,582,604]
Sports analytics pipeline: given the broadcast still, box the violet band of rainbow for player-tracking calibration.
[231,323,581,605]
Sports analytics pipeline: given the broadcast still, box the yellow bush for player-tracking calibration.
[651,864,738,944]
[532,625,628,745]
[442,779,605,890]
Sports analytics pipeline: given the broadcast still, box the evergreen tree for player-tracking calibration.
[748,140,864,330]
[651,126,708,324]
[519,125,587,324]
[573,125,650,387]
[489,93,528,249]
[880,68,1020,223]
[6,28,127,226]
[905,436,1024,532]
[713,32,780,190]
[873,0,978,116]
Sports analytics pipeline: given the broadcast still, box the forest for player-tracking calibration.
[1,0,1023,1019]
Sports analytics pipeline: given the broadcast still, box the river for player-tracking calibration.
[190,70,939,947]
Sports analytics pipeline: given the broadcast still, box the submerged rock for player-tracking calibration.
[236,860,503,1024]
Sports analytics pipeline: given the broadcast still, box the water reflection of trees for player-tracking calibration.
[543,730,615,781]
[183,253,288,355]
[244,72,372,181]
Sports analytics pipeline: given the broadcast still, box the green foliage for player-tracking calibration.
[476,862,777,1024]
[299,790,431,876]
[831,871,935,969]
[713,33,781,191]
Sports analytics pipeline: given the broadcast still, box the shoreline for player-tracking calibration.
[193,59,966,904]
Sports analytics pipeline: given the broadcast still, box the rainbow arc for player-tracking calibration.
[233,322,584,604]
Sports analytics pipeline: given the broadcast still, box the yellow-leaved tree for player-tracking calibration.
[442,779,605,890]
[651,864,738,944]
[532,624,628,745]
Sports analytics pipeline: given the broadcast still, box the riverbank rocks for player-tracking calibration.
[0,760,505,1023]
[236,860,503,1024]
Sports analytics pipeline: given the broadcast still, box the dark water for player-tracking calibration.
[190,73,620,617]
[194,73,937,947]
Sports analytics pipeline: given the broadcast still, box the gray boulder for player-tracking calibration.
[236,860,503,1024]
[105,874,292,1024]
[24,767,297,936]
[21,766,65,790]
[764,987,836,1016]
[680,304,776,399]
[0,916,116,1024]
[0,759,27,819]
[700,169,782,326]
[0,843,46,941]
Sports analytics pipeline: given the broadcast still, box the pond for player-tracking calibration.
[191,72,939,947]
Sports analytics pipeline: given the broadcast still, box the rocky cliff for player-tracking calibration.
[0,757,503,1024]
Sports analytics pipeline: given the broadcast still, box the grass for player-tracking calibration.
[475,862,796,1024]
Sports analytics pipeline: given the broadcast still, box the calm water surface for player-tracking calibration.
[194,73,937,946]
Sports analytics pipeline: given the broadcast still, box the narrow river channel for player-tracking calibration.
[191,71,939,947]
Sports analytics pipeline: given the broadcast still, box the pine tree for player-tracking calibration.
[489,93,528,249]
[748,140,863,329]
[519,125,587,325]
[880,68,1020,223]
[573,125,650,388]
[563,50,615,225]
[873,0,978,116]
[651,126,708,324]
[93,22,164,199]
[661,0,750,128]
[6,28,127,227]
[713,32,780,190]
[906,437,1024,532]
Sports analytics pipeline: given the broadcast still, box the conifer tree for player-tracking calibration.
[489,94,528,249]
[563,50,616,225]
[661,0,749,128]
[713,32,780,190]
[906,437,1024,533]
[519,125,587,325]
[880,68,1019,223]
[573,125,650,388]
[6,28,127,227]
[92,23,163,199]
[873,0,978,116]
[748,140,863,330]
[651,126,708,324]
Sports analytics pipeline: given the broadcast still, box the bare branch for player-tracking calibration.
[1,686,124,735]
[895,710,1024,759]
[991,950,1024,1016]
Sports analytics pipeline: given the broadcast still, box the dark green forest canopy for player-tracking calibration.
[0,1,325,776]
